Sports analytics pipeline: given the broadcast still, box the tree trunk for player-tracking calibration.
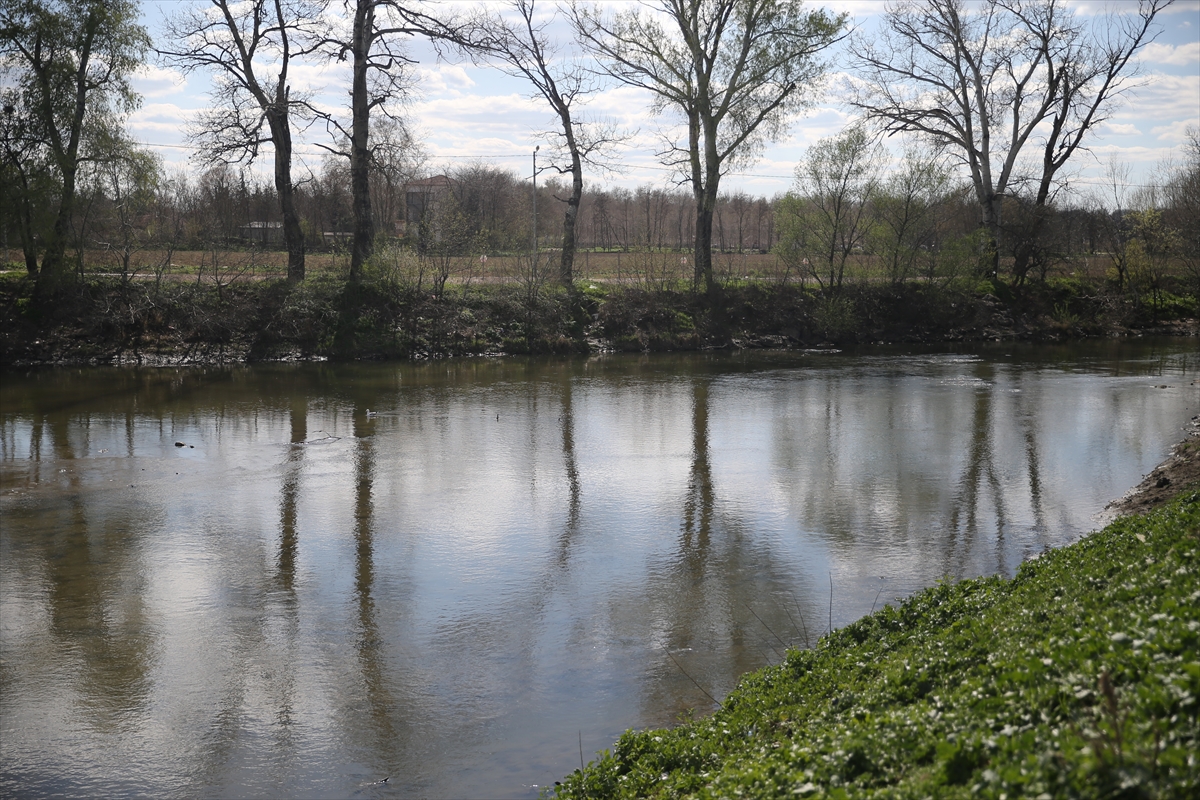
[348,0,375,283]
[35,165,77,297]
[559,139,583,287]
[979,193,1002,279]
[33,8,99,300]
[694,202,715,297]
[1011,173,1057,286]
[15,184,39,278]
[269,112,305,282]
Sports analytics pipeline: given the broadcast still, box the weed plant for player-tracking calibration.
[554,491,1200,799]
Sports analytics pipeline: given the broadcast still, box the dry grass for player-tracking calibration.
[0,247,1184,288]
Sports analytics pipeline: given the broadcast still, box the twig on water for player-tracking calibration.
[579,730,585,774]
[828,572,833,636]
[871,584,885,615]
[789,591,810,649]
[744,602,787,657]
[779,597,803,643]
[659,643,719,707]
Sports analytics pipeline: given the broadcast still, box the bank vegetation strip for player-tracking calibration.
[1,269,1196,366]
[553,483,1200,798]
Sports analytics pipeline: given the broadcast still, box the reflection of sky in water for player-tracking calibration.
[1,341,1197,799]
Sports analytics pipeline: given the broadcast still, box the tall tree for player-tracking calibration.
[1,85,52,276]
[160,0,320,282]
[454,0,615,287]
[0,0,150,297]
[851,0,1171,281]
[572,0,845,298]
[311,1,453,282]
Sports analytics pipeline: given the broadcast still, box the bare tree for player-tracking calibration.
[572,0,846,299]
[368,116,424,239]
[308,1,456,282]
[1163,128,1200,293]
[452,0,617,287]
[160,0,322,282]
[851,0,1171,280]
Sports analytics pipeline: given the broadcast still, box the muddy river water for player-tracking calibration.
[1,340,1196,798]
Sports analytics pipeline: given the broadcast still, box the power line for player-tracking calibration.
[128,137,1182,191]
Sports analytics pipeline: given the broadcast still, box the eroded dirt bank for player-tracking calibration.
[1106,411,1200,517]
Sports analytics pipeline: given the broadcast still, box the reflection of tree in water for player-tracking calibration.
[1012,377,1051,554]
[264,395,307,749]
[32,406,155,728]
[420,363,585,688]
[946,362,1009,577]
[432,367,817,730]
[277,398,306,594]
[943,363,1057,576]
[767,359,1057,586]
[639,378,811,726]
[561,375,582,560]
[349,409,404,761]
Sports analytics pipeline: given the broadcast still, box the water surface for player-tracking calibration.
[1,340,1196,798]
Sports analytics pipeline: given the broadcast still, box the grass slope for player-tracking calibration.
[554,492,1200,799]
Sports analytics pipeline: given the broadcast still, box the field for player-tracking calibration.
[1,245,1133,288]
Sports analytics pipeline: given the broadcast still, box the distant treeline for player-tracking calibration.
[5,142,1197,294]
[2,0,1194,299]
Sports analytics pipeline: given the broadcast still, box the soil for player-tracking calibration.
[1105,408,1200,517]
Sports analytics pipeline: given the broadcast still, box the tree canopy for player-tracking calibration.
[1,0,150,294]
[573,0,846,296]
[851,0,1171,280]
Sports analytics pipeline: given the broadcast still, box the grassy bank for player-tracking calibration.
[1,270,1195,366]
[554,490,1200,799]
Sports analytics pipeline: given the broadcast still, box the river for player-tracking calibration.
[1,339,1196,798]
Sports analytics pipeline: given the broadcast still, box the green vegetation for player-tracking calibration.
[554,491,1200,799]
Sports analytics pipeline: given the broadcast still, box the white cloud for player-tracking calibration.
[823,0,889,19]
[1103,122,1142,136]
[131,64,189,99]
[1161,0,1200,20]
[789,108,857,145]
[413,64,477,96]
[415,92,545,131]
[1114,72,1200,130]
[1141,41,1200,67]
[128,103,192,133]
[1151,119,1198,143]
[286,61,350,97]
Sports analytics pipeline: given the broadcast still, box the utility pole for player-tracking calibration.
[532,145,540,258]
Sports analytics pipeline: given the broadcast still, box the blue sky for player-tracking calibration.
[130,0,1200,201]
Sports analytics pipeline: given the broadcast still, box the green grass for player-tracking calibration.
[554,491,1200,799]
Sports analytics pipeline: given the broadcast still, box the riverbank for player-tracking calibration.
[554,454,1200,798]
[0,272,1195,366]
[1106,416,1200,519]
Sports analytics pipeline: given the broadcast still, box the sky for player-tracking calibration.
[129,0,1200,202]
